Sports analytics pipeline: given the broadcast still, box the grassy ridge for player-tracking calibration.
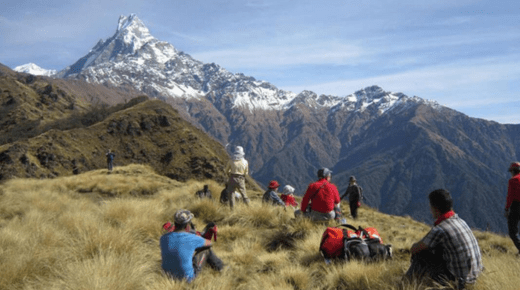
[0,164,518,290]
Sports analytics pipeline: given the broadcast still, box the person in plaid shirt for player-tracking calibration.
[406,189,483,289]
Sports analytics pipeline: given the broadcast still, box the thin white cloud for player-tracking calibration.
[245,0,274,8]
[283,56,520,104]
[192,41,363,68]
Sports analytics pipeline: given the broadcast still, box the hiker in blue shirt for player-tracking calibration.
[160,209,224,282]
[106,149,115,171]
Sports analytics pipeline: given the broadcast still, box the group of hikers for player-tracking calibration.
[157,146,520,289]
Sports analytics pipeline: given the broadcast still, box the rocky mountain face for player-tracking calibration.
[43,14,519,232]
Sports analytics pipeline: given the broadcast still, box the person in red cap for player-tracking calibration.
[262,180,286,207]
[505,162,520,254]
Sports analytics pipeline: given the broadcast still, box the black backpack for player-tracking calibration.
[356,226,393,262]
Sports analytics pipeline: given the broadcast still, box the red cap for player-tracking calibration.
[268,180,280,189]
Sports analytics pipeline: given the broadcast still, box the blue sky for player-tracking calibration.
[1,0,519,123]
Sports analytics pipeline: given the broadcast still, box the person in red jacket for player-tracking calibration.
[505,162,520,254]
[299,168,341,221]
[281,185,299,208]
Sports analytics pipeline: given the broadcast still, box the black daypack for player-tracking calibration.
[356,226,393,262]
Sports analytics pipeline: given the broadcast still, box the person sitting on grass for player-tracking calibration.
[406,189,483,289]
[160,209,224,282]
[280,185,299,208]
[262,180,286,208]
[195,184,213,199]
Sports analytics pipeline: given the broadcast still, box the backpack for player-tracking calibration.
[319,224,370,262]
[319,224,391,263]
[356,226,392,261]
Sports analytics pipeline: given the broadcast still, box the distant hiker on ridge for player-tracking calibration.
[160,209,224,282]
[505,162,520,254]
[196,184,213,199]
[341,176,363,219]
[106,149,115,172]
[406,189,483,289]
[298,168,341,222]
[262,180,286,208]
[224,146,250,209]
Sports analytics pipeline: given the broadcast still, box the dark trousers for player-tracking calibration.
[508,201,520,253]
[349,201,359,219]
[107,161,113,171]
[406,249,464,289]
[193,248,224,275]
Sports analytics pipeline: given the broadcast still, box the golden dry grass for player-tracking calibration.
[1,164,519,290]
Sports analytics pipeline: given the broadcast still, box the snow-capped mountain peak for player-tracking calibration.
[117,14,137,32]
[57,14,439,115]
[13,63,56,76]
[115,14,154,51]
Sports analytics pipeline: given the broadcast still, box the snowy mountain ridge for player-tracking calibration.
[52,14,440,115]
[13,63,57,77]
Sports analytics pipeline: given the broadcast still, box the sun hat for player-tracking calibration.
[268,180,280,189]
[282,185,295,195]
[174,209,194,225]
[233,146,245,159]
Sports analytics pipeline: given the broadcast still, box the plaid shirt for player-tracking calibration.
[422,214,483,283]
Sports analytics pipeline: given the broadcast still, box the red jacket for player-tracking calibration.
[300,178,340,213]
[281,194,298,207]
[506,173,520,210]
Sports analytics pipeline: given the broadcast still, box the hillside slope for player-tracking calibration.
[0,165,518,290]
[0,64,143,145]
[0,98,234,184]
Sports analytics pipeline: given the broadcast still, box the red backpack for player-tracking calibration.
[320,224,392,262]
[356,226,383,243]
[319,224,365,260]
